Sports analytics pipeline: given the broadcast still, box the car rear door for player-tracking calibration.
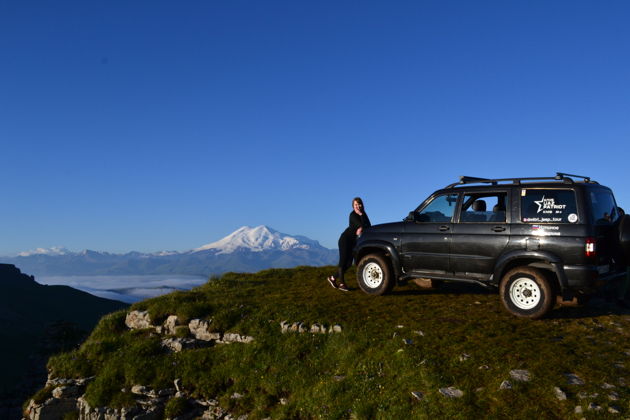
[450,190,511,280]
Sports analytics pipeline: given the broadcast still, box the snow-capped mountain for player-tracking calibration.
[3,226,337,276]
[193,225,318,254]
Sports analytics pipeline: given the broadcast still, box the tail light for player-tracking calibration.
[585,237,596,257]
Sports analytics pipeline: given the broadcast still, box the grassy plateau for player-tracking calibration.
[42,266,630,419]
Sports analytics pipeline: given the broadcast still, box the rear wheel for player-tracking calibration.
[500,267,555,319]
[356,254,393,295]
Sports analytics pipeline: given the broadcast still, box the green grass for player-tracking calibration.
[42,266,630,419]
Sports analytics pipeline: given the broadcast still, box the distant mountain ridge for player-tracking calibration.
[2,226,337,276]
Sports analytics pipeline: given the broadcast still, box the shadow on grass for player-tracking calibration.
[390,280,630,319]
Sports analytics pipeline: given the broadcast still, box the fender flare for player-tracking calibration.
[354,240,402,279]
[493,250,568,293]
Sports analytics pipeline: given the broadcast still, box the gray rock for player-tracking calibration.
[565,373,585,385]
[24,397,78,420]
[189,319,221,341]
[574,405,583,414]
[411,391,424,401]
[403,338,413,345]
[439,387,464,398]
[162,337,203,352]
[174,379,183,393]
[499,381,512,390]
[131,385,150,395]
[125,310,152,330]
[458,353,470,362]
[608,391,620,401]
[330,324,342,333]
[510,369,531,382]
[587,402,602,411]
[553,387,567,401]
[601,382,615,389]
[608,406,621,414]
[163,315,180,335]
[478,365,490,370]
[221,333,254,344]
[413,330,425,336]
[52,385,81,399]
[280,321,290,333]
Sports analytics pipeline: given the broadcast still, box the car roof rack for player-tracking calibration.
[445,172,597,188]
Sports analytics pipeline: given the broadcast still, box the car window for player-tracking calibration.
[416,193,458,222]
[460,192,507,223]
[521,189,578,223]
[588,189,619,225]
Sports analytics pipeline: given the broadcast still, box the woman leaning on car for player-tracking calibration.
[327,197,371,292]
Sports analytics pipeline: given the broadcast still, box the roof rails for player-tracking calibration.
[445,172,597,189]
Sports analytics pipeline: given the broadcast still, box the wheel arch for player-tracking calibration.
[493,250,565,294]
[354,241,401,280]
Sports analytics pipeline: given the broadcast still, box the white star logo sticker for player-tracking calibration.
[534,196,546,213]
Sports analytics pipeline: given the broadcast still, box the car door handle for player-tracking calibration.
[439,225,450,232]
[492,226,506,232]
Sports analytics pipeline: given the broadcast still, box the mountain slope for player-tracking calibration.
[2,226,337,276]
[25,266,630,419]
[0,264,127,418]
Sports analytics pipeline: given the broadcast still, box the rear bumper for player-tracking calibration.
[563,264,627,292]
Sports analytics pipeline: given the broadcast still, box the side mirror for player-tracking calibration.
[405,211,416,222]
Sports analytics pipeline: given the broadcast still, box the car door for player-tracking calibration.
[401,193,458,274]
[450,190,510,280]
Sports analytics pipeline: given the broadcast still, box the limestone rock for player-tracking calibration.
[221,333,254,344]
[439,387,463,398]
[24,396,77,420]
[126,310,153,330]
[411,391,424,401]
[280,321,290,333]
[499,381,512,390]
[553,387,567,401]
[509,369,531,382]
[162,337,205,352]
[52,385,81,399]
[565,373,585,385]
[163,315,180,335]
[189,319,221,341]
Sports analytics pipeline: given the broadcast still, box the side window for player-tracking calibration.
[460,193,507,223]
[588,189,619,225]
[521,189,578,223]
[416,194,458,222]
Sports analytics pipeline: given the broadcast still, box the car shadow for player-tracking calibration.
[389,281,630,319]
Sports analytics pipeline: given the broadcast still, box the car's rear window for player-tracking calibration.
[521,189,578,224]
[587,188,619,225]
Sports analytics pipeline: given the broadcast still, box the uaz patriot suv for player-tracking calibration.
[354,173,630,319]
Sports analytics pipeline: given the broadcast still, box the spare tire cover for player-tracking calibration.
[618,214,630,264]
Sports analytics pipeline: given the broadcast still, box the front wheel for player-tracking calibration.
[500,267,555,319]
[356,254,393,295]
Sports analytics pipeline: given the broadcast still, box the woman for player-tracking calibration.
[327,197,371,291]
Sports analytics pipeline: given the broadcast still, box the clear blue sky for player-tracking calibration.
[2,1,630,255]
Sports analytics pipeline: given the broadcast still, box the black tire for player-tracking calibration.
[356,254,393,295]
[500,267,555,319]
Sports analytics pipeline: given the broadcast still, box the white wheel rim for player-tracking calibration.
[362,262,383,288]
[509,277,541,310]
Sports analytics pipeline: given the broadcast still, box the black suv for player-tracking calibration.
[354,173,630,319]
